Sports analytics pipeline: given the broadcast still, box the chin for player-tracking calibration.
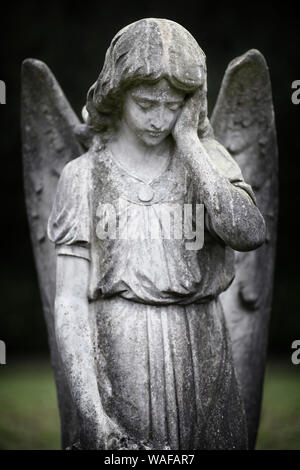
[141,135,167,147]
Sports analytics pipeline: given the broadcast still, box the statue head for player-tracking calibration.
[84,18,212,141]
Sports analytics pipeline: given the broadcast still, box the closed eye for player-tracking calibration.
[167,102,182,111]
[136,99,154,110]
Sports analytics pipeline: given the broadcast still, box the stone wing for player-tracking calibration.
[21,59,84,448]
[211,49,279,449]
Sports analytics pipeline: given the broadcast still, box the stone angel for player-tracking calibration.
[21,18,278,450]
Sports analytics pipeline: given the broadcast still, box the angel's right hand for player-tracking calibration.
[79,411,122,450]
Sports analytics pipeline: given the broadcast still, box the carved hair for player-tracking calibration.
[85,18,213,139]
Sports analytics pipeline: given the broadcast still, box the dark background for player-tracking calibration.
[0,0,299,357]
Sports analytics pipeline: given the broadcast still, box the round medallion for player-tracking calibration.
[138,184,154,202]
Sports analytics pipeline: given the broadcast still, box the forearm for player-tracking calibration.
[54,254,119,449]
[55,294,104,423]
[177,133,266,251]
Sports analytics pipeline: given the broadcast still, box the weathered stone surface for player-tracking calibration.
[22,19,278,450]
[211,50,278,448]
[22,59,83,448]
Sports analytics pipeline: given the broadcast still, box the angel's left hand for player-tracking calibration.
[172,88,202,144]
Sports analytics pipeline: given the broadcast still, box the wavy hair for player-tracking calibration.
[84,18,213,140]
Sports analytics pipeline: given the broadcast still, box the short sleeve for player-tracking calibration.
[201,137,257,205]
[47,156,91,261]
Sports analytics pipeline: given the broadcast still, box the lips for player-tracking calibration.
[147,130,164,137]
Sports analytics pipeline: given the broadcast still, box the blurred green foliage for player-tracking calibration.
[0,359,60,450]
[256,361,300,449]
[0,358,299,450]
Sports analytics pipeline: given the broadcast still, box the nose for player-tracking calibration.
[149,105,168,131]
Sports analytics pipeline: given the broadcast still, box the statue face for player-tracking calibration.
[121,79,186,147]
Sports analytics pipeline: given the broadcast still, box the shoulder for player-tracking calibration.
[202,136,257,204]
[201,137,243,181]
[56,152,94,199]
[60,151,93,181]
[48,152,93,246]
[52,151,95,209]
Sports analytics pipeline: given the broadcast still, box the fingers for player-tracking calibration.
[173,87,202,140]
[107,433,120,450]
[185,88,202,121]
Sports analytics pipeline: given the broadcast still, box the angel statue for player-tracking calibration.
[21,18,278,450]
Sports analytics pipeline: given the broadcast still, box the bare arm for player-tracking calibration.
[173,92,266,252]
[55,253,119,449]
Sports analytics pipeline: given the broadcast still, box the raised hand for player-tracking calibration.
[172,88,202,144]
